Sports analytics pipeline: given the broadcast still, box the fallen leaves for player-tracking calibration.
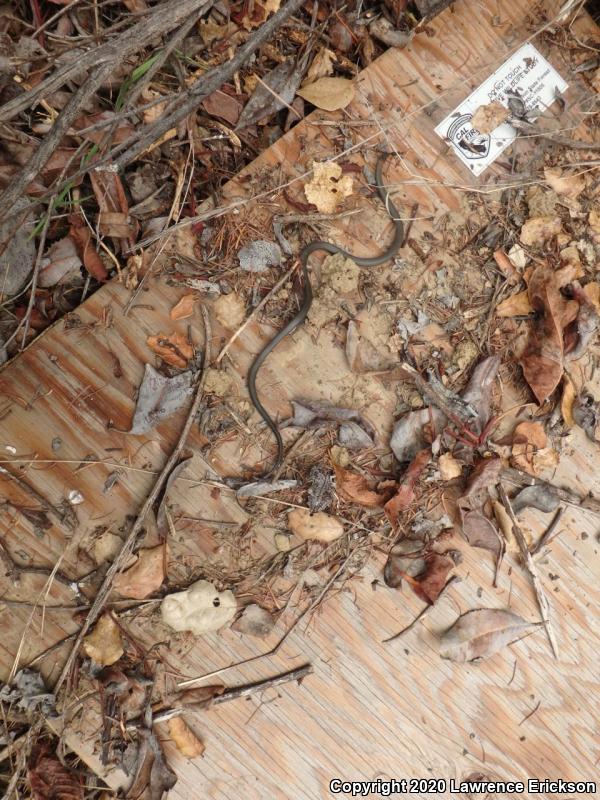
[83,613,124,666]
[39,236,82,288]
[297,77,355,111]
[384,449,430,528]
[28,743,83,800]
[511,420,558,476]
[520,216,562,247]
[68,213,108,282]
[231,604,275,638]
[304,161,353,214]
[402,552,456,604]
[287,508,344,542]
[113,545,166,600]
[170,294,196,321]
[470,101,509,134]
[167,717,205,758]
[129,364,194,435]
[147,331,193,369]
[160,579,237,635]
[333,464,387,507]
[519,265,569,403]
[127,727,177,800]
[439,608,540,662]
[544,167,585,199]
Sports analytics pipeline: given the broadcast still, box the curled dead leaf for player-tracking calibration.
[510,421,558,476]
[520,265,569,403]
[438,453,462,481]
[170,294,196,321]
[147,331,193,369]
[496,289,532,317]
[167,716,205,758]
[544,167,585,199]
[231,604,275,638]
[333,464,387,507]
[288,508,344,542]
[83,613,123,666]
[384,449,430,528]
[403,552,456,604]
[520,216,562,247]
[113,544,166,600]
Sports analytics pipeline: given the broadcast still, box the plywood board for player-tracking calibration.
[1,0,599,798]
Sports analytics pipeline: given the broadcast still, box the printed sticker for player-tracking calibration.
[435,43,568,176]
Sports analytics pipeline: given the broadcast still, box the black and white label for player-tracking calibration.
[435,43,568,176]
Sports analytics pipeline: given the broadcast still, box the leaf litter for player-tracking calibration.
[1,0,599,794]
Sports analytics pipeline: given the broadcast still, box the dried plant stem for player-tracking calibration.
[498,484,559,659]
[145,664,313,726]
[53,306,211,693]
[216,260,299,364]
[531,507,564,556]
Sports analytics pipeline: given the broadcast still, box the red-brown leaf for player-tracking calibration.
[520,265,570,403]
[384,448,430,527]
[28,745,83,800]
[69,214,108,281]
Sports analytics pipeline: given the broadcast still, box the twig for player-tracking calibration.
[143,664,313,726]
[518,699,541,725]
[177,553,352,688]
[53,305,211,693]
[0,0,212,219]
[216,260,299,364]
[531,507,564,556]
[110,0,306,171]
[498,484,559,659]
[382,576,460,643]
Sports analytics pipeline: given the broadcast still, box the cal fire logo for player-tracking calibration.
[446,113,490,160]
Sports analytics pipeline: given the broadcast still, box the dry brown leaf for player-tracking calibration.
[496,288,531,329]
[168,716,205,758]
[147,331,193,369]
[461,510,504,564]
[113,544,166,599]
[458,457,502,511]
[583,281,600,312]
[333,464,387,507]
[213,292,246,329]
[304,161,353,214]
[384,449,430,528]
[438,453,462,481]
[297,77,354,111]
[231,603,275,638]
[519,265,570,403]
[170,294,196,321]
[288,508,344,542]
[402,552,455,605]
[178,684,225,709]
[202,90,242,125]
[493,248,520,285]
[520,216,562,247]
[39,236,82,288]
[470,101,509,134]
[305,47,337,83]
[28,744,83,800]
[439,608,539,662]
[89,170,137,250]
[83,613,123,666]
[68,214,108,282]
[544,167,585,199]
[511,420,557,475]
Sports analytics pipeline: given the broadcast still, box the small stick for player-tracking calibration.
[131,664,313,727]
[531,507,564,556]
[53,305,211,693]
[498,484,559,659]
[502,467,600,517]
[382,576,460,644]
[216,260,298,364]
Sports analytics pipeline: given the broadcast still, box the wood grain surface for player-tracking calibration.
[0,0,599,798]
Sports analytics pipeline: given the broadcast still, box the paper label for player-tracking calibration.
[434,43,568,176]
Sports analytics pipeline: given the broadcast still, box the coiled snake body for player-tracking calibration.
[248,154,404,476]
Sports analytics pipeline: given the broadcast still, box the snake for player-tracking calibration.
[247,154,404,477]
